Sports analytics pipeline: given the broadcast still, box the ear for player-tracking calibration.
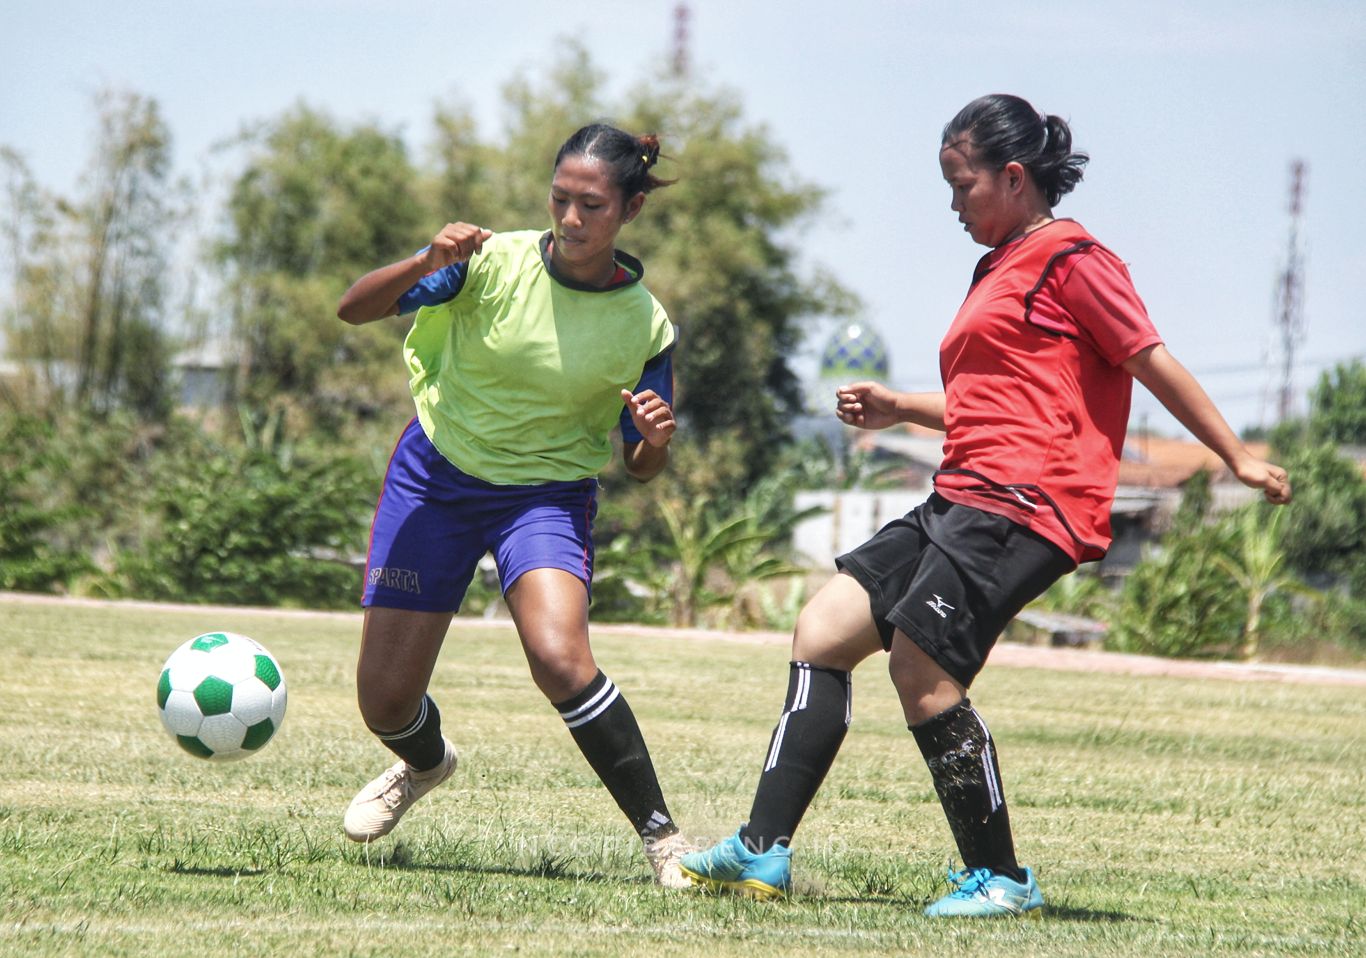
[1003,161,1027,194]
[623,192,646,223]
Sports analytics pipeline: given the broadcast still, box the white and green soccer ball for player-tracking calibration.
[156,632,288,761]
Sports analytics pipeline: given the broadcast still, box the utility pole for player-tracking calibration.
[1274,160,1307,423]
[671,2,691,79]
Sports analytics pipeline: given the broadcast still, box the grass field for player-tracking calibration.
[2,596,1363,957]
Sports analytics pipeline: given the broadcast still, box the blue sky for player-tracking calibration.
[3,0,1364,438]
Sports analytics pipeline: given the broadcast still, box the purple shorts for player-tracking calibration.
[362,418,598,612]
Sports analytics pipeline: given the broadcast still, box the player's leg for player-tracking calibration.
[680,572,882,899]
[882,500,1070,916]
[345,608,460,841]
[504,567,690,886]
[343,418,477,842]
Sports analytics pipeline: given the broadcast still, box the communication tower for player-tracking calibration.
[1273,160,1307,423]
[672,3,691,79]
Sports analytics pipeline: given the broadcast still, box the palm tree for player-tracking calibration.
[1214,507,1298,661]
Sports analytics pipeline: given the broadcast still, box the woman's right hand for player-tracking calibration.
[425,222,494,269]
[835,381,903,430]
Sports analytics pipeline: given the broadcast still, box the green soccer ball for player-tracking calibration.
[156,632,288,761]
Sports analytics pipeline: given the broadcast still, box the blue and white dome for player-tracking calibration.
[819,322,890,381]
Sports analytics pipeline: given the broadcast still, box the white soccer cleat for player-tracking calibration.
[643,831,698,889]
[343,738,457,842]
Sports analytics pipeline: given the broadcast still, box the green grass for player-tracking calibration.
[1,597,1363,957]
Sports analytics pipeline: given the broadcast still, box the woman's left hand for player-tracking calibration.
[621,388,676,447]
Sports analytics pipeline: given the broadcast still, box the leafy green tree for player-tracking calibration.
[1308,360,1366,444]
[1277,441,1366,595]
[3,90,179,419]
[217,106,428,432]
[1214,507,1301,660]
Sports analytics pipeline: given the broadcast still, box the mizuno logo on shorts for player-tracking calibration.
[926,594,955,618]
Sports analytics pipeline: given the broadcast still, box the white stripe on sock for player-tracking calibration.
[764,711,792,772]
[559,678,616,723]
[377,696,427,741]
[794,664,811,711]
[562,684,620,729]
[969,708,1003,812]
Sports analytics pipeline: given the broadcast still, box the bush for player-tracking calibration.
[110,440,371,609]
[1108,518,1245,658]
[0,414,92,592]
[0,415,92,593]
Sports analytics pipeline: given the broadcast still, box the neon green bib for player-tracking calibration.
[404,230,675,485]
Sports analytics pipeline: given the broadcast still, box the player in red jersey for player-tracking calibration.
[680,93,1291,916]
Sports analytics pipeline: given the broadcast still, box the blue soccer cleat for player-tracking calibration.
[923,865,1044,917]
[678,828,793,900]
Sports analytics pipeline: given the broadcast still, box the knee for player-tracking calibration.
[791,604,852,669]
[525,640,597,703]
[888,643,964,725]
[356,677,424,733]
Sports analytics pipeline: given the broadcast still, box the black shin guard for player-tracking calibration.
[369,694,446,771]
[555,670,675,839]
[741,662,852,853]
[911,698,1024,882]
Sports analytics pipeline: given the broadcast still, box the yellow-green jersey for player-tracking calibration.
[401,229,676,485]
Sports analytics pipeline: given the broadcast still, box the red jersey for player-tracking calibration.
[933,220,1162,564]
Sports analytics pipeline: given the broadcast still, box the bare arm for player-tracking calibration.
[337,222,492,325]
[1123,343,1291,504]
[620,388,675,482]
[835,381,946,432]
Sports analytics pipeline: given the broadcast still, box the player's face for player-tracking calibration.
[548,155,644,281]
[939,139,1021,248]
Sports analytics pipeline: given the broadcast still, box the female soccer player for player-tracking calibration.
[680,94,1292,915]
[335,124,692,887]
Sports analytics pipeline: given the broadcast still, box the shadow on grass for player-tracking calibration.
[345,841,632,886]
[165,863,267,877]
[1040,902,1138,923]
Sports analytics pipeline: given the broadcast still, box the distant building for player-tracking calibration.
[170,338,235,408]
[792,422,1268,575]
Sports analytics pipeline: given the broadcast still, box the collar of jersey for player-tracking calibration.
[539,231,644,292]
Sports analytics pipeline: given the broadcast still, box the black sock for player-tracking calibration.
[555,671,676,840]
[369,694,446,772]
[910,698,1025,884]
[740,662,852,853]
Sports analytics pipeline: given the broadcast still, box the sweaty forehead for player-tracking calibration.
[551,155,614,196]
[939,140,979,177]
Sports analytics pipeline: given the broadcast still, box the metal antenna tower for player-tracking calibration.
[671,2,691,79]
[1274,160,1307,422]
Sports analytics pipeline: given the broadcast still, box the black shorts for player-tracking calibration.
[835,493,1072,688]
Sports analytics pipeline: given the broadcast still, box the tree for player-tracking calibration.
[1214,507,1300,661]
[3,90,180,419]
[1277,441,1366,595]
[622,77,860,483]
[217,106,428,432]
[1308,360,1366,445]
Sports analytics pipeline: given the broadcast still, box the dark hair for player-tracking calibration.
[942,95,1089,207]
[554,123,675,199]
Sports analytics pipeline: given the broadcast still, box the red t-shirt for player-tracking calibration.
[933,220,1163,564]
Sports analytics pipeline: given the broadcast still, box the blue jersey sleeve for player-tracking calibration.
[395,249,468,314]
[619,348,675,445]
